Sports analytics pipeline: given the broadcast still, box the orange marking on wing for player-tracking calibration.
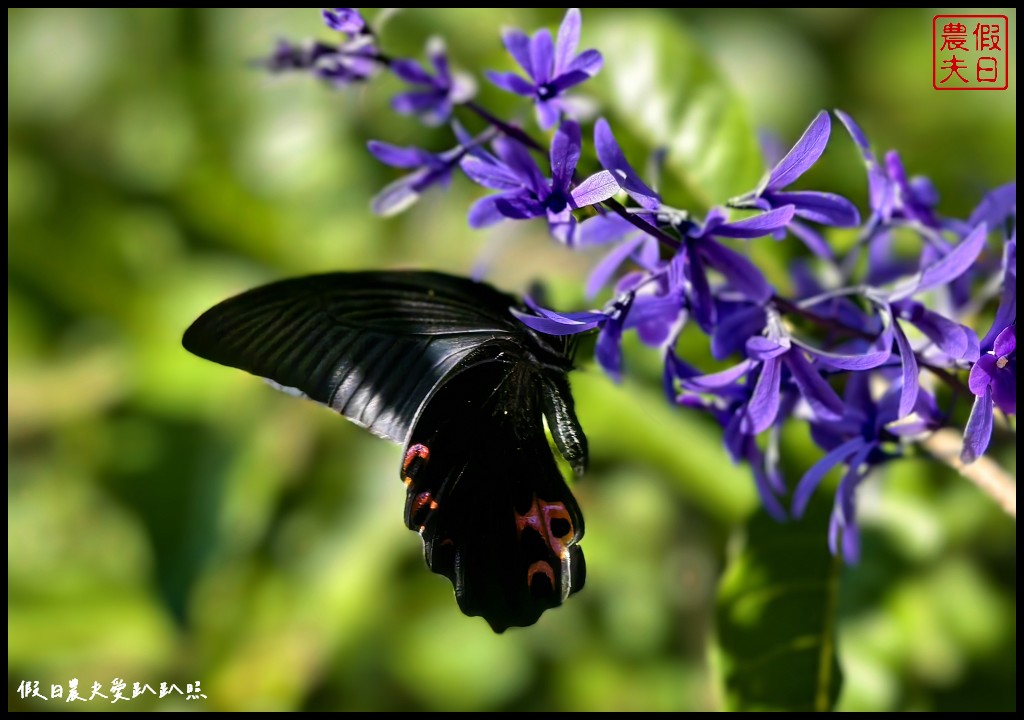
[409,490,437,528]
[515,495,576,558]
[527,561,555,589]
[401,442,430,481]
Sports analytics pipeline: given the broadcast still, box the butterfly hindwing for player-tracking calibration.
[400,343,586,632]
[182,271,528,442]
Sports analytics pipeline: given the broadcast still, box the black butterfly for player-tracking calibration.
[182,271,587,632]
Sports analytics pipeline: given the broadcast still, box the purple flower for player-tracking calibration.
[486,8,603,130]
[512,299,625,379]
[877,223,987,418]
[390,39,475,127]
[681,206,795,331]
[962,325,1016,463]
[734,111,860,228]
[578,217,660,299]
[593,118,661,212]
[262,39,339,73]
[265,9,378,86]
[263,33,378,86]
[675,309,846,437]
[314,38,378,86]
[793,372,942,563]
[367,123,489,216]
[515,259,686,382]
[460,120,619,243]
[835,110,943,231]
[322,8,366,34]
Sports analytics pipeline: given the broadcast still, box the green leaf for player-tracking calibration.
[713,497,843,711]
[588,11,764,209]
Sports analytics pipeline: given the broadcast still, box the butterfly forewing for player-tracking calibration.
[182,271,528,442]
[399,344,585,633]
[183,270,588,631]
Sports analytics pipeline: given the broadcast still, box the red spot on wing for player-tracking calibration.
[402,443,430,486]
[409,490,438,529]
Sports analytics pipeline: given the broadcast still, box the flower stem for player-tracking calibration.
[465,101,545,153]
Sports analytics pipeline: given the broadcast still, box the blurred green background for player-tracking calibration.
[8,8,1016,711]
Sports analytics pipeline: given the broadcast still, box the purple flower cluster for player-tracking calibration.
[267,8,1016,564]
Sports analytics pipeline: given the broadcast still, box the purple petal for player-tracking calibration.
[637,236,661,269]
[892,321,920,418]
[550,69,593,93]
[586,235,647,299]
[686,248,715,332]
[833,109,870,154]
[836,112,894,215]
[578,214,638,247]
[746,336,789,360]
[451,119,475,150]
[371,170,426,217]
[467,195,507,228]
[548,212,577,246]
[322,8,365,33]
[993,324,1016,358]
[960,388,994,464]
[765,191,860,227]
[493,137,547,194]
[495,194,546,220]
[965,332,982,368]
[711,206,796,239]
[784,350,845,421]
[485,70,536,96]
[390,58,434,86]
[460,156,523,191]
[628,293,683,346]
[680,359,756,391]
[740,357,783,434]
[968,355,997,396]
[571,170,620,208]
[501,28,534,77]
[792,437,866,518]
[535,99,562,131]
[594,118,660,211]
[698,239,773,303]
[739,434,787,521]
[530,28,555,85]
[969,181,1017,229]
[368,141,431,169]
[909,176,939,208]
[787,221,834,260]
[712,305,767,360]
[830,443,873,563]
[911,309,974,361]
[512,305,605,334]
[981,240,1016,351]
[565,48,603,77]
[391,90,447,119]
[795,313,892,370]
[596,321,624,381]
[550,120,582,191]
[991,366,1016,415]
[765,110,830,191]
[890,223,989,301]
[554,7,581,74]
[753,460,788,522]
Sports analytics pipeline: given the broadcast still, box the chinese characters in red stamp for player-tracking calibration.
[933,15,1009,90]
